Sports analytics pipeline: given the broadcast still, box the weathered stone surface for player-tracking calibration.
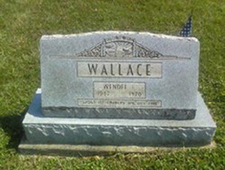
[41,31,200,119]
[22,89,216,146]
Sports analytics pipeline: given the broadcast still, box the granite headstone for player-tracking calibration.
[41,32,199,120]
[19,31,216,154]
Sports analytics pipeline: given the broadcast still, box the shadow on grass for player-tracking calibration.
[0,109,27,150]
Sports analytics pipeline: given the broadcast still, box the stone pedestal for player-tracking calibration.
[19,88,216,154]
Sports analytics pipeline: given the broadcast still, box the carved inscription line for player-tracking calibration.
[51,55,190,60]
[78,99,162,108]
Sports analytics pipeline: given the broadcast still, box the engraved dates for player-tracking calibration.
[94,82,146,99]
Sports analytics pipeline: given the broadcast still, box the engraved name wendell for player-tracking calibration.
[94,82,145,98]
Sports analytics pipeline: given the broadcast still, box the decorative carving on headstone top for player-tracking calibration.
[77,36,164,58]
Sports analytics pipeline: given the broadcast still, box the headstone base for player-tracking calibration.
[18,141,216,157]
[20,89,216,151]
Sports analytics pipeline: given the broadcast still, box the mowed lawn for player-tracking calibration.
[0,0,224,169]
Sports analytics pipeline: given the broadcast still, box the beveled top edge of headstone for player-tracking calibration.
[40,31,199,43]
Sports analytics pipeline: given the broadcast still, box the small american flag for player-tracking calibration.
[179,16,192,37]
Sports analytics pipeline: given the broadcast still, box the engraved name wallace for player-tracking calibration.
[78,62,162,77]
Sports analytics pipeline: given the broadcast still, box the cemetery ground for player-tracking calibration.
[0,0,224,169]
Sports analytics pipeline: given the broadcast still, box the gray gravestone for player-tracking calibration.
[40,32,199,119]
[19,31,216,153]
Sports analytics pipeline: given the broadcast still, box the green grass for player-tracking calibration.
[0,0,225,169]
